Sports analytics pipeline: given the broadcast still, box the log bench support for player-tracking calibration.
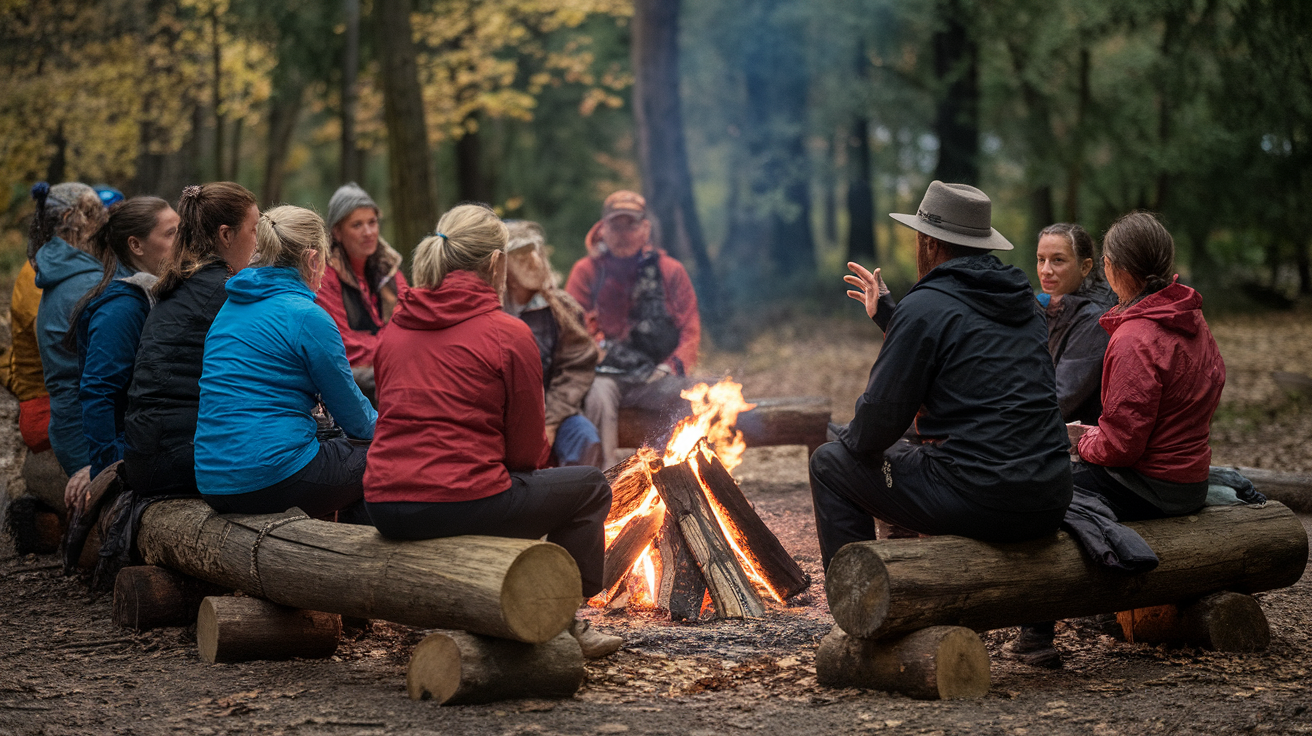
[817,625,990,700]
[114,565,228,631]
[406,630,584,704]
[1118,591,1271,652]
[197,596,341,663]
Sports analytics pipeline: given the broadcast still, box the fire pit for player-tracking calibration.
[592,380,810,619]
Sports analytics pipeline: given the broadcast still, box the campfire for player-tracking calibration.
[592,379,810,619]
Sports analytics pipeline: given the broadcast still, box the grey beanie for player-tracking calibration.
[327,182,378,231]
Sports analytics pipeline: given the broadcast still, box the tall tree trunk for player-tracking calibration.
[932,0,979,185]
[1296,238,1311,296]
[47,124,67,184]
[377,0,438,258]
[341,0,362,185]
[1153,8,1185,213]
[1063,47,1091,222]
[261,77,305,207]
[211,12,225,182]
[455,114,489,203]
[847,119,876,264]
[227,118,243,181]
[631,0,724,323]
[1030,186,1054,231]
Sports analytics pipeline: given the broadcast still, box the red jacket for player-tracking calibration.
[315,243,408,367]
[564,224,700,372]
[364,271,550,504]
[1078,282,1225,483]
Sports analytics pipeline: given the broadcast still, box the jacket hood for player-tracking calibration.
[1100,281,1204,338]
[34,237,101,289]
[224,266,313,304]
[912,253,1039,325]
[390,270,502,330]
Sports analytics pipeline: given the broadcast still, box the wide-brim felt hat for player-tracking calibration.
[889,180,1013,251]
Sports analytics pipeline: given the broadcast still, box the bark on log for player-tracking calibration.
[816,625,990,700]
[1234,466,1312,513]
[1119,592,1270,652]
[137,499,582,643]
[827,502,1308,640]
[605,452,658,524]
[655,512,707,620]
[601,506,664,594]
[406,630,584,705]
[652,462,765,618]
[114,565,227,631]
[197,596,340,663]
[617,396,831,453]
[695,447,809,599]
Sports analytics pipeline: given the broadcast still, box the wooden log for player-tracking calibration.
[1234,466,1312,513]
[1120,593,1270,652]
[652,462,765,619]
[618,396,832,453]
[4,496,63,554]
[604,452,658,524]
[137,499,582,643]
[695,445,810,599]
[816,625,990,700]
[113,565,228,630]
[406,630,584,705]
[196,596,340,663]
[827,502,1308,640]
[601,505,664,594]
[655,512,707,621]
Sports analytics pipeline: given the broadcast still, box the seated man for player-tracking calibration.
[811,181,1072,572]
[504,221,604,468]
[566,191,700,469]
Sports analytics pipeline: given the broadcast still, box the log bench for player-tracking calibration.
[617,396,831,454]
[820,502,1309,700]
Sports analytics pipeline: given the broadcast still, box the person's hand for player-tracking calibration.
[845,262,890,321]
[64,465,92,513]
[1066,423,1092,462]
[646,363,673,383]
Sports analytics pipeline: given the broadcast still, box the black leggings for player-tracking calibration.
[366,466,612,597]
[202,438,369,523]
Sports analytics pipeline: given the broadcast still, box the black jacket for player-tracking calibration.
[1045,282,1115,424]
[122,262,230,495]
[842,254,1072,514]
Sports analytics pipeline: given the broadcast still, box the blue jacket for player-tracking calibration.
[77,274,155,478]
[195,266,376,495]
[35,237,118,474]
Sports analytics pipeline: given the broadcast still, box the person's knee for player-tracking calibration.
[809,441,846,485]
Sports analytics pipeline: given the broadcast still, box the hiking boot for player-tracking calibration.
[1002,624,1063,669]
[570,618,622,659]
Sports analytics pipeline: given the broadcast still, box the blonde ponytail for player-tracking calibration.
[412,203,508,289]
[254,205,329,287]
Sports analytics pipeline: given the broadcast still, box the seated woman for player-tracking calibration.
[315,183,407,403]
[503,221,603,468]
[1010,212,1226,667]
[195,206,376,519]
[122,182,259,497]
[1035,223,1116,425]
[32,182,109,488]
[69,197,178,497]
[364,204,619,658]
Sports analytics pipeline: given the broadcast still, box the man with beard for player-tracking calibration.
[810,181,1072,572]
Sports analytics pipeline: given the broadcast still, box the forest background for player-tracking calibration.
[2,0,1310,347]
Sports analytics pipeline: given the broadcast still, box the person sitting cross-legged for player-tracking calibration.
[810,181,1073,572]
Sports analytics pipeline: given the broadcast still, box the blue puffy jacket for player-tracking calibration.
[195,266,376,495]
[35,237,119,474]
[76,274,155,478]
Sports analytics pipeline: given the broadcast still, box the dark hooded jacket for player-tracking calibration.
[122,262,230,496]
[1045,281,1115,424]
[842,253,1072,514]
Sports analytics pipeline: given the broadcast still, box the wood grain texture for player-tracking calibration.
[113,565,227,631]
[656,512,707,621]
[406,630,584,704]
[827,502,1308,640]
[604,453,657,525]
[138,499,582,643]
[1122,593,1270,652]
[196,596,340,664]
[617,396,831,453]
[817,625,990,700]
[601,506,664,593]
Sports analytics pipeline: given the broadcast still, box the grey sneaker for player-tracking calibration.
[570,618,623,659]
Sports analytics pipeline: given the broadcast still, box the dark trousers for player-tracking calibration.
[809,440,1065,570]
[366,465,612,597]
[202,438,370,523]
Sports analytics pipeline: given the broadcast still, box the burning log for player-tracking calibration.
[826,502,1307,640]
[695,445,810,599]
[817,625,990,700]
[600,505,663,593]
[652,461,765,619]
[113,565,228,631]
[406,630,584,704]
[197,596,341,663]
[618,396,832,454]
[655,512,707,620]
[604,451,658,524]
[1118,591,1271,652]
[137,500,582,643]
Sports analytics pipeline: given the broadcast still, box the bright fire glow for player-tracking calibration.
[663,379,755,471]
[638,544,658,602]
[691,451,784,602]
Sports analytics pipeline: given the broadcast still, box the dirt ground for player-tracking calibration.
[2,311,1311,735]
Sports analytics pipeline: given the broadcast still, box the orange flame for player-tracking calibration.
[663,379,755,471]
[691,451,784,603]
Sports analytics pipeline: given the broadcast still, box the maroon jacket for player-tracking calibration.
[364,271,550,504]
[1077,282,1225,483]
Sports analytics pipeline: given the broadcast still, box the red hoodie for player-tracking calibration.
[1077,282,1225,483]
[364,271,550,504]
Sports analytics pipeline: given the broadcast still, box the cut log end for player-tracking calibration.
[114,565,223,631]
[501,543,583,644]
[1182,592,1271,652]
[817,625,990,700]
[196,596,341,664]
[407,630,584,705]
[823,543,892,639]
